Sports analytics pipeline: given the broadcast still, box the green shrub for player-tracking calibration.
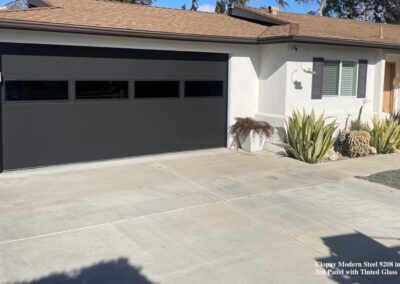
[349,104,370,131]
[334,130,348,154]
[341,130,371,158]
[390,111,400,123]
[370,117,400,154]
[349,120,370,132]
[283,110,337,164]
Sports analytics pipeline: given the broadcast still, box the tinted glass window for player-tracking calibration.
[185,81,224,97]
[5,81,68,101]
[135,81,180,99]
[76,81,129,100]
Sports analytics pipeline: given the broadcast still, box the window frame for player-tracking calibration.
[4,80,70,103]
[74,79,131,102]
[322,60,359,98]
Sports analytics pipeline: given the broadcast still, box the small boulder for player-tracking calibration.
[325,147,340,161]
[328,152,340,161]
[369,146,377,155]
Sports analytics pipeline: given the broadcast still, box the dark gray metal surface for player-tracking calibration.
[0,55,3,172]
[311,57,324,100]
[2,52,228,170]
[357,59,368,99]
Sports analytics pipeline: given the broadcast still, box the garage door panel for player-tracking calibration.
[4,56,227,80]
[3,98,226,170]
[2,51,227,170]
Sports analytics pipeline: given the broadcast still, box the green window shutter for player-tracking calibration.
[340,61,357,96]
[322,61,340,96]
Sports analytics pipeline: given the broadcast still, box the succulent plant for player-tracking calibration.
[283,110,337,164]
[390,111,400,123]
[370,117,400,154]
[342,130,371,158]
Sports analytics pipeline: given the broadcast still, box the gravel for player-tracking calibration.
[358,169,400,190]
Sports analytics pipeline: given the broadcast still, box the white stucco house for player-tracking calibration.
[0,0,399,170]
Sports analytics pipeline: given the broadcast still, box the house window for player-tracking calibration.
[322,61,358,97]
[185,81,224,97]
[76,81,129,100]
[135,81,180,99]
[322,61,340,96]
[340,61,358,97]
[5,81,69,101]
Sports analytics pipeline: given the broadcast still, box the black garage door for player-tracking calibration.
[0,44,228,170]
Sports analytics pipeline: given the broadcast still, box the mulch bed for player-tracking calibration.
[357,169,400,190]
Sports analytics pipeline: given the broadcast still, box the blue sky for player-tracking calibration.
[153,0,316,13]
[0,0,317,14]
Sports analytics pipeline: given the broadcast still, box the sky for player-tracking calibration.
[0,0,318,14]
[157,0,317,14]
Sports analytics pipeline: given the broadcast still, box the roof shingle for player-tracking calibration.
[245,6,400,46]
[0,0,268,40]
[1,0,400,48]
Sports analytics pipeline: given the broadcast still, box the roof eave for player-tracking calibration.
[291,35,400,51]
[230,5,289,26]
[1,20,400,50]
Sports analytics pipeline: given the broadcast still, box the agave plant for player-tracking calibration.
[283,110,337,164]
[390,111,400,123]
[370,117,400,154]
[229,117,274,149]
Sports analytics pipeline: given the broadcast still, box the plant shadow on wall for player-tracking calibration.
[8,258,154,284]
[316,232,400,284]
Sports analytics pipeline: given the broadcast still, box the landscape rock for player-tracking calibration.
[328,152,340,161]
[369,146,377,155]
[325,147,335,157]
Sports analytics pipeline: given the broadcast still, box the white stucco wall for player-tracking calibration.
[256,43,288,127]
[286,43,386,128]
[0,28,260,137]
[256,42,388,129]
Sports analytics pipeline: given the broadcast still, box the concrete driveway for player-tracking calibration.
[0,149,400,284]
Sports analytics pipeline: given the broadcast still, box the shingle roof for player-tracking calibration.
[0,0,269,42]
[0,0,400,48]
[248,6,400,46]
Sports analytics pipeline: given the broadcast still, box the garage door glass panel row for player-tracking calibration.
[4,80,224,101]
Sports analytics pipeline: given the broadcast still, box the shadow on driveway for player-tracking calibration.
[8,258,154,284]
[316,232,400,284]
[357,169,400,190]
